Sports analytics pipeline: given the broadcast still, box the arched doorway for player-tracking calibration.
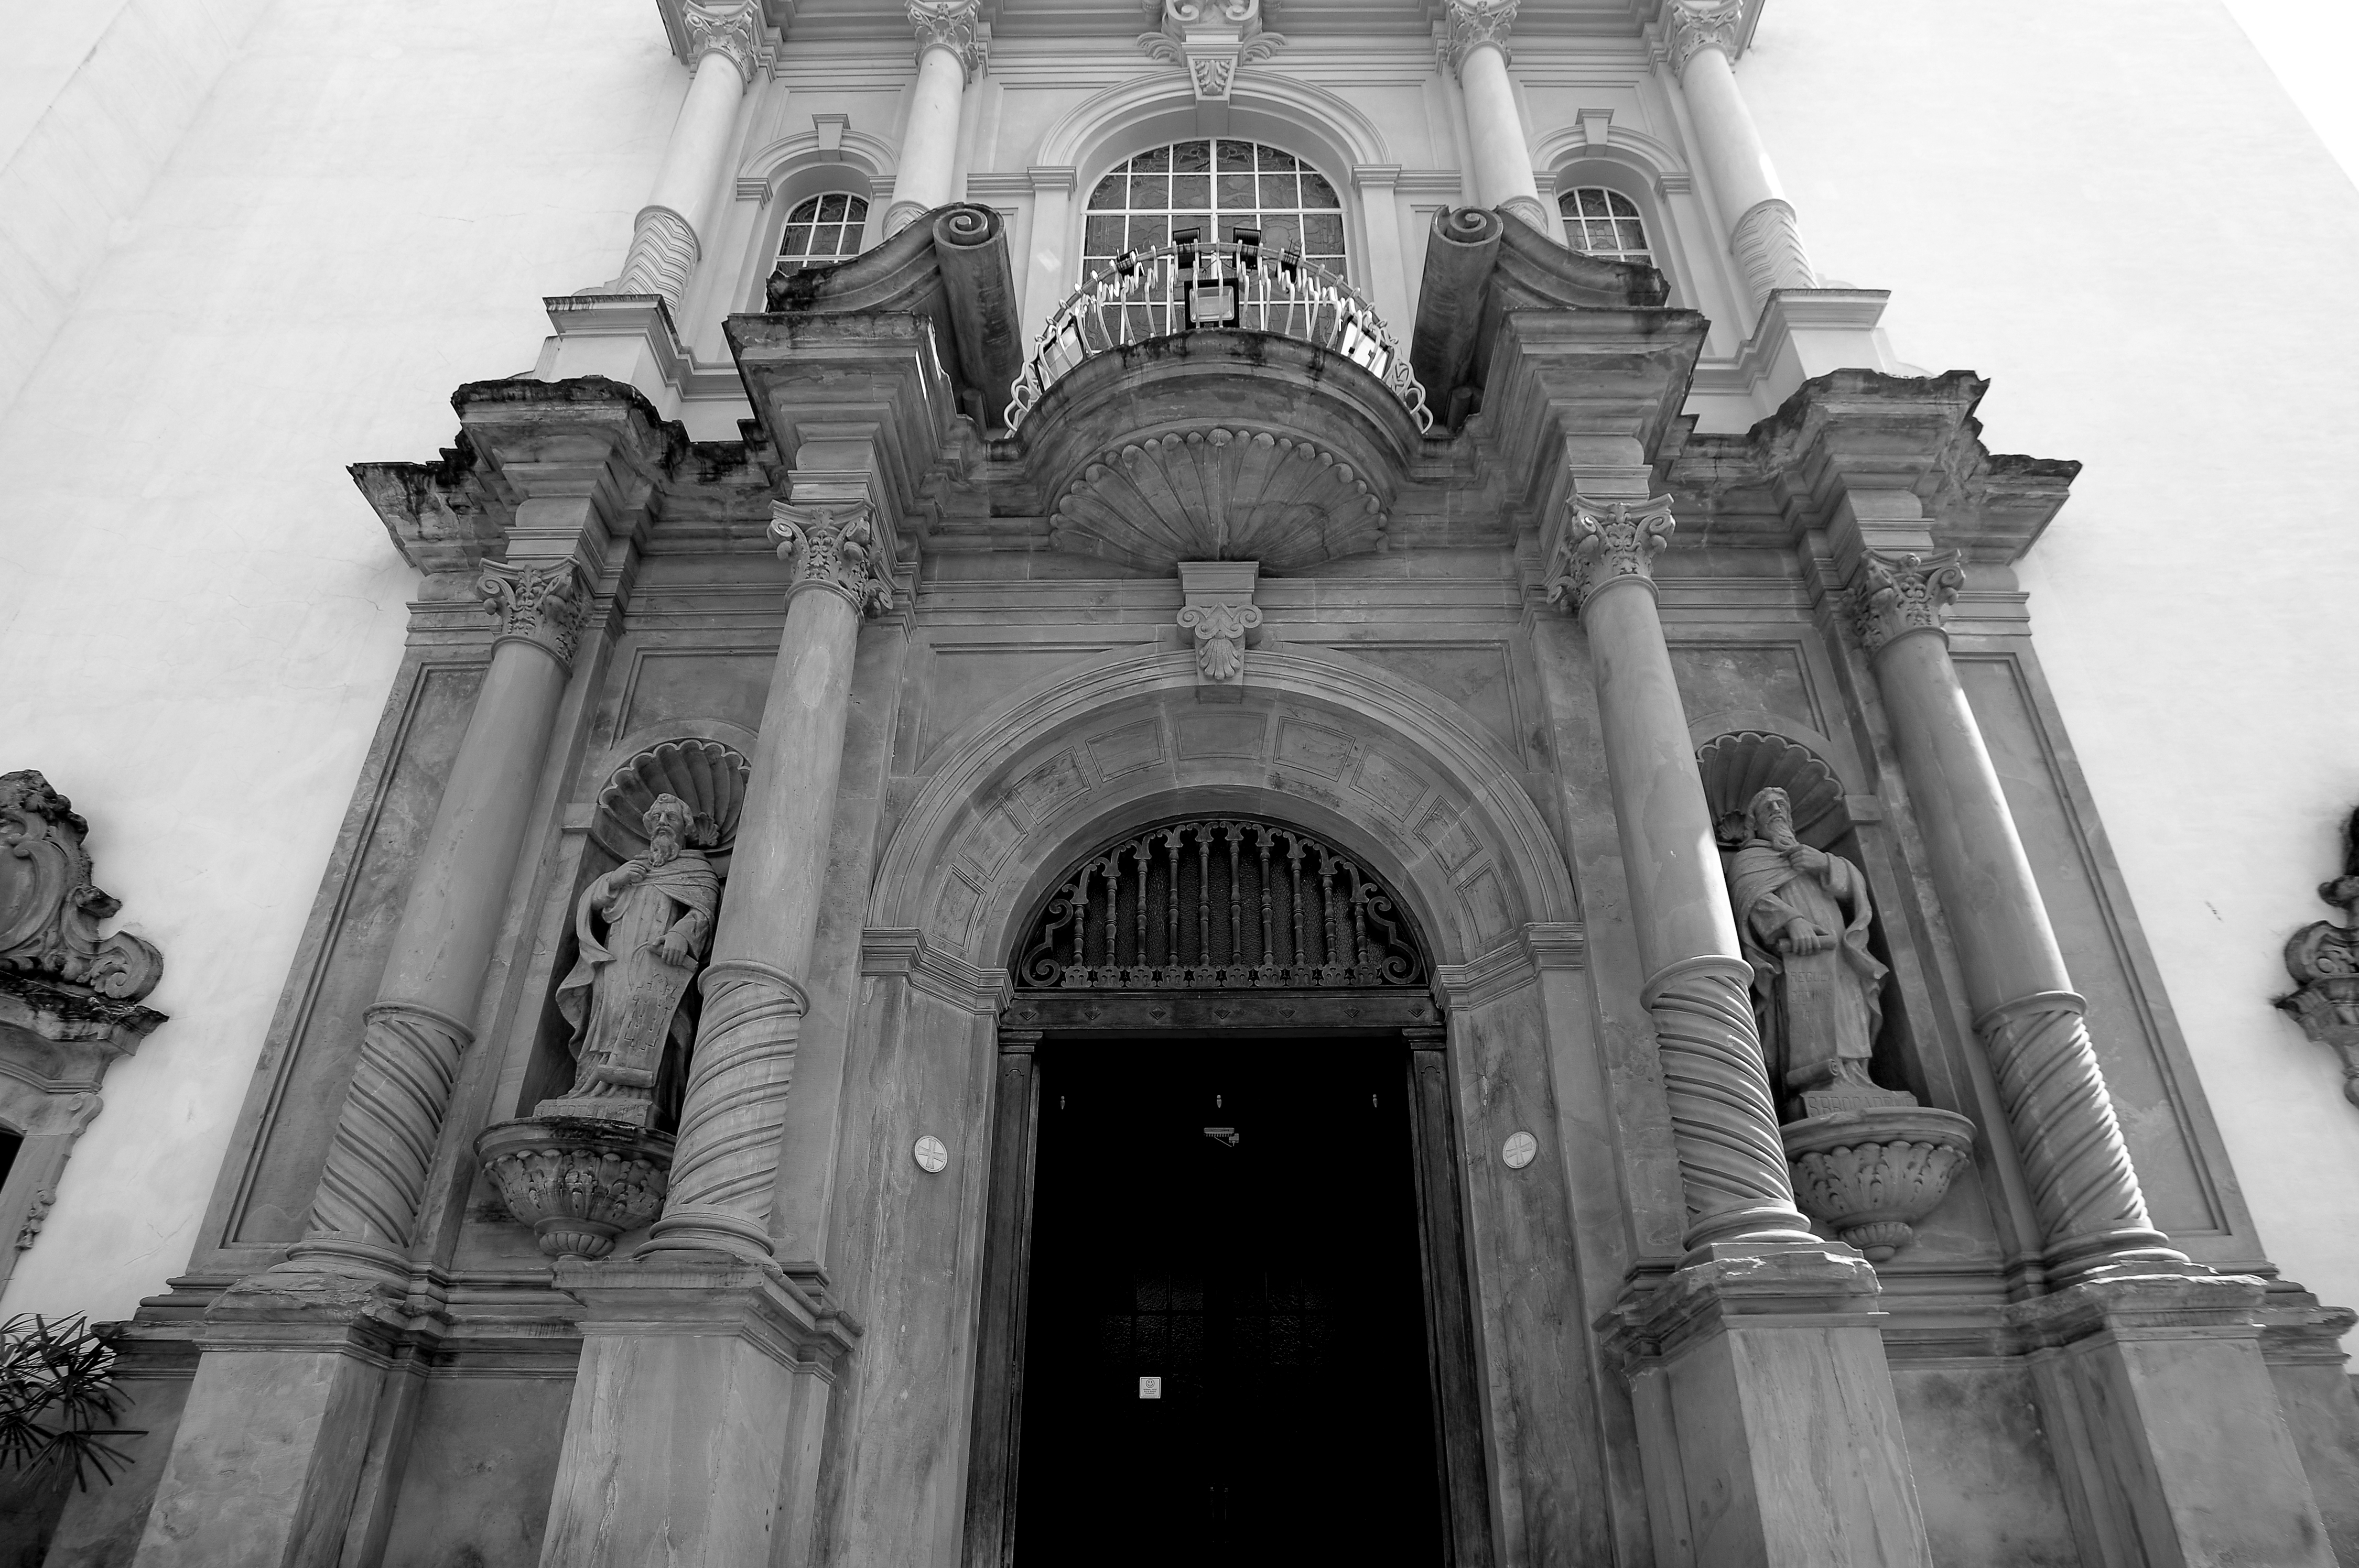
[961,813,1491,1567]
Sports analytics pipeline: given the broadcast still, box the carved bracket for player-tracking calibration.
[1137,0,1285,102]
[1175,560,1262,700]
[2280,806,2359,1106]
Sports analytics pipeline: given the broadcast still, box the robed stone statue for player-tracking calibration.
[547,793,719,1127]
[1726,786,1895,1113]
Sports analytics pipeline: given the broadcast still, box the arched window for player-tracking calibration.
[1083,140,1346,279]
[777,193,870,270]
[1559,187,1653,266]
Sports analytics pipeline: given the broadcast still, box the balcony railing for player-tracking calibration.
[1004,234,1433,434]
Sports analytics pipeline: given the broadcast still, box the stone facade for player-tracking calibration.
[5,1,2359,1565]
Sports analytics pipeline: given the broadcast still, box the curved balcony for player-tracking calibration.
[1005,237,1433,435]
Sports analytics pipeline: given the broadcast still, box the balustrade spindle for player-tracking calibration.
[1289,844,1307,966]
[1164,830,1182,968]
[1197,834,1213,968]
[1319,854,1340,970]
[1134,843,1151,976]
[1226,827,1244,970]
[1257,831,1276,968]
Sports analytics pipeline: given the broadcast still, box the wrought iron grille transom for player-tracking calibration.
[1016,817,1427,990]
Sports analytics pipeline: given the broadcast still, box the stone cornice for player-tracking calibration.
[860,926,1012,1013]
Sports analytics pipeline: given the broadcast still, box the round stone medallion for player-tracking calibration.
[913,1134,949,1173]
[1501,1130,1536,1170]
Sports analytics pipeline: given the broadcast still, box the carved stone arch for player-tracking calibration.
[732,132,901,306]
[1538,128,1700,307]
[1532,124,1693,197]
[870,646,1576,973]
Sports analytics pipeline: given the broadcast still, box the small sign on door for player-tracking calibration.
[1138,1376,1163,1399]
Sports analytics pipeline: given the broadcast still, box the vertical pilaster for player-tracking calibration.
[1440,0,1547,231]
[959,1027,1042,1568]
[1405,1025,1494,1568]
[890,0,984,233]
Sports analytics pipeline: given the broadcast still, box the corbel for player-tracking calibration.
[1175,559,1262,702]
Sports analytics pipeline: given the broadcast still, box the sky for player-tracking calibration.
[2222,0,2359,188]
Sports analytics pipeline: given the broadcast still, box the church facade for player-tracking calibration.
[4,0,2358,1564]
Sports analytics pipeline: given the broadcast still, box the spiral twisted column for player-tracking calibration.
[1549,495,1816,1254]
[615,0,762,306]
[640,501,894,1260]
[1664,1,1817,313]
[297,561,588,1275]
[1855,553,2180,1279]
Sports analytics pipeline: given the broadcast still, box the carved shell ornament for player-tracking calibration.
[0,770,163,1005]
[590,740,753,866]
[1051,427,1388,574]
[1696,732,1845,850]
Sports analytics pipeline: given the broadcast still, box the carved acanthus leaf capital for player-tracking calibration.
[1177,602,1262,682]
[1665,0,1746,74]
[477,559,591,669]
[771,500,896,617]
[0,771,164,1011]
[1441,0,1518,72]
[908,0,987,78]
[1545,495,1675,617]
[681,0,763,83]
[1852,549,1964,654]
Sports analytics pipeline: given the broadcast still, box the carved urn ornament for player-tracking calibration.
[474,740,751,1259]
[1700,754,1977,1262]
[2278,805,2359,1105]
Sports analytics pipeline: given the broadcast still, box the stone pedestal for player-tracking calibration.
[2007,1271,2334,1568]
[535,1259,858,1568]
[1609,1246,1930,1568]
[132,1272,427,1568]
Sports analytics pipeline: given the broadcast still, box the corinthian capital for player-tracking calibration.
[478,560,590,669]
[1545,495,1675,617]
[1852,549,1964,654]
[681,0,763,83]
[1440,0,1518,72]
[908,0,987,78]
[1665,0,1746,74]
[770,500,895,617]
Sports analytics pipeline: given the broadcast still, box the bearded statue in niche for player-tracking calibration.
[1726,785,1907,1118]
[545,792,720,1129]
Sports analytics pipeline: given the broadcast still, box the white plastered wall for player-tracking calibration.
[1740,0,2359,1321]
[0,0,678,1321]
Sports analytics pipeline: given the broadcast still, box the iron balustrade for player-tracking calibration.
[1004,237,1433,435]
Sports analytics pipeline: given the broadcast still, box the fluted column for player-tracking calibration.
[1665,0,1814,312]
[297,561,588,1276]
[639,500,894,1261]
[1549,495,1816,1256]
[888,0,984,234]
[1441,0,1547,232]
[616,0,762,306]
[1848,549,2182,1282]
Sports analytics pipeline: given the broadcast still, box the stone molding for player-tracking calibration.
[680,0,763,83]
[1544,494,1676,619]
[1602,1242,1884,1369]
[1729,197,1815,307]
[907,0,987,79]
[477,558,590,670]
[770,500,896,618]
[1664,0,1746,75]
[2278,805,2359,1105]
[616,205,701,306]
[1440,0,1518,72]
[1851,548,1963,655]
[1432,935,1539,1011]
[859,926,1012,1014]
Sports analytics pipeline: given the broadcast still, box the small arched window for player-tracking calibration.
[777,193,870,270]
[1559,187,1653,266]
[1083,140,1346,279]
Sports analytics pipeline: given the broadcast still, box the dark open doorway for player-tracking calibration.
[1009,1037,1442,1566]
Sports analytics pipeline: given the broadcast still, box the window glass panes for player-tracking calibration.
[1080,140,1348,280]
[1557,186,1653,266]
[777,192,871,270]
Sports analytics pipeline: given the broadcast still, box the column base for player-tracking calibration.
[132,1269,432,1568]
[2005,1268,2335,1567]
[1604,1243,1932,1568]
[536,1256,861,1568]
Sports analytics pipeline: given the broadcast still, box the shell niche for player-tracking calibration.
[592,738,753,863]
[1051,427,1389,574]
[1696,731,1846,848]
